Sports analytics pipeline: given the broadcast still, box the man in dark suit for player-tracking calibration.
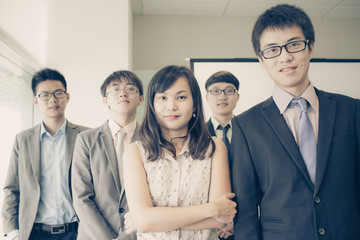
[205,71,239,239]
[71,71,143,240]
[2,68,88,240]
[231,4,360,240]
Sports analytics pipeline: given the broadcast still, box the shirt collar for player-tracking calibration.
[108,118,137,139]
[40,119,67,141]
[273,83,318,114]
[210,116,233,130]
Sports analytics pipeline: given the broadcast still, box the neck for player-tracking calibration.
[213,114,233,126]
[43,116,65,136]
[285,80,310,98]
[110,112,136,128]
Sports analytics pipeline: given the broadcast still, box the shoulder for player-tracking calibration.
[233,97,272,123]
[317,89,360,112]
[15,124,40,139]
[67,121,90,132]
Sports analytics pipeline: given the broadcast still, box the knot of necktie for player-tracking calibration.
[290,97,309,113]
[217,124,230,134]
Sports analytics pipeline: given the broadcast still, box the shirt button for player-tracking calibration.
[314,196,321,204]
[318,228,325,235]
[119,208,125,213]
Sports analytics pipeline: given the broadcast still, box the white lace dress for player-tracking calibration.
[135,140,218,240]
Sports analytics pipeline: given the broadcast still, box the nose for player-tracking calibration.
[118,89,128,97]
[49,93,57,102]
[278,46,294,62]
[166,99,177,111]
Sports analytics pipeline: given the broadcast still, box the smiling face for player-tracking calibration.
[258,26,314,97]
[206,82,239,121]
[103,80,144,117]
[33,80,69,122]
[154,77,194,139]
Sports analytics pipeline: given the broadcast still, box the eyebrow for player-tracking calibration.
[158,89,189,95]
[263,36,304,48]
[39,89,64,93]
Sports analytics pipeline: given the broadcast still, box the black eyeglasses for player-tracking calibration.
[106,86,139,97]
[259,40,309,59]
[36,91,67,101]
[208,88,237,95]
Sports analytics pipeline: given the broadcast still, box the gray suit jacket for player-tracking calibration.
[2,121,88,240]
[72,121,138,240]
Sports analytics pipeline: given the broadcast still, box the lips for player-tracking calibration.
[118,100,130,104]
[217,102,228,107]
[49,106,59,110]
[165,115,179,120]
[280,66,297,72]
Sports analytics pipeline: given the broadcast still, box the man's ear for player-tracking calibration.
[33,96,38,106]
[138,95,145,105]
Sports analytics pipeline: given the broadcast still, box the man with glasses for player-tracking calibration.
[231,4,360,240]
[205,70,239,240]
[71,71,143,240]
[2,68,88,240]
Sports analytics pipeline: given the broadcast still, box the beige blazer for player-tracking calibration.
[72,121,138,240]
[2,121,88,240]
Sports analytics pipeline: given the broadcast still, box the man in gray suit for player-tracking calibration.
[2,68,88,240]
[72,71,144,240]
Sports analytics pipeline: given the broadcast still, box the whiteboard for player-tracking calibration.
[191,59,360,120]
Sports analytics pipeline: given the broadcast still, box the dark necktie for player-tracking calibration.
[218,124,231,151]
[290,98,317,184]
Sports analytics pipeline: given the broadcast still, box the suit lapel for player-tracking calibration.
[119,123,140,201]
[207,119,216,137]
[65,121,78,174]
[314,90,336,195]
[28,124,41,184]
[261,98,314,189]
[100,122,122,194]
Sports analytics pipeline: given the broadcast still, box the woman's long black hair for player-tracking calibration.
[139,65,215,161]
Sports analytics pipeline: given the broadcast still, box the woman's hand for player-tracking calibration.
[124,211,137,234]
[211,193,237,224]
[217,221,234,238]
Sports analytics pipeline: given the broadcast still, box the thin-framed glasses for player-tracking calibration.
[208,88,237,95]
[36,91,67,101]
[106,86,139,96]
[259,40,309,59]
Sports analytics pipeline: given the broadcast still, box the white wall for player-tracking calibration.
[46,0,132,128]
[0,0,47,65]
[133,15,360,70]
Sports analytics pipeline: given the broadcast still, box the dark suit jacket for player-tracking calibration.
[230,89,360,240]
[206,119,216,137]
[2,121,88,240]
[72,121,138,240]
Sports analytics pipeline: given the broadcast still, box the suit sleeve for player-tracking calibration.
[71,134,116,239]
[230,118,262,240]
[2,135,20,234]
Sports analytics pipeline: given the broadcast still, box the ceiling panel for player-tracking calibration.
[143,3,227,16]
[326,6,360,18]
[340,0,360,7]
[132,0,360,18]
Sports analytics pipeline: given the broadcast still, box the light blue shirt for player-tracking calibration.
[35,120,77,224]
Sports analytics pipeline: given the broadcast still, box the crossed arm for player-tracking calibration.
[123,138,236,233]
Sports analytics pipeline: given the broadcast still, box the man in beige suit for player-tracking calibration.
[72,70,144,240]
[2,68,88,240]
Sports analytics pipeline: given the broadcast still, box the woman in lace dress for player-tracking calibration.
[123,65,236,240]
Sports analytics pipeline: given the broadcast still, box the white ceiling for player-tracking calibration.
[131,0,360,18]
